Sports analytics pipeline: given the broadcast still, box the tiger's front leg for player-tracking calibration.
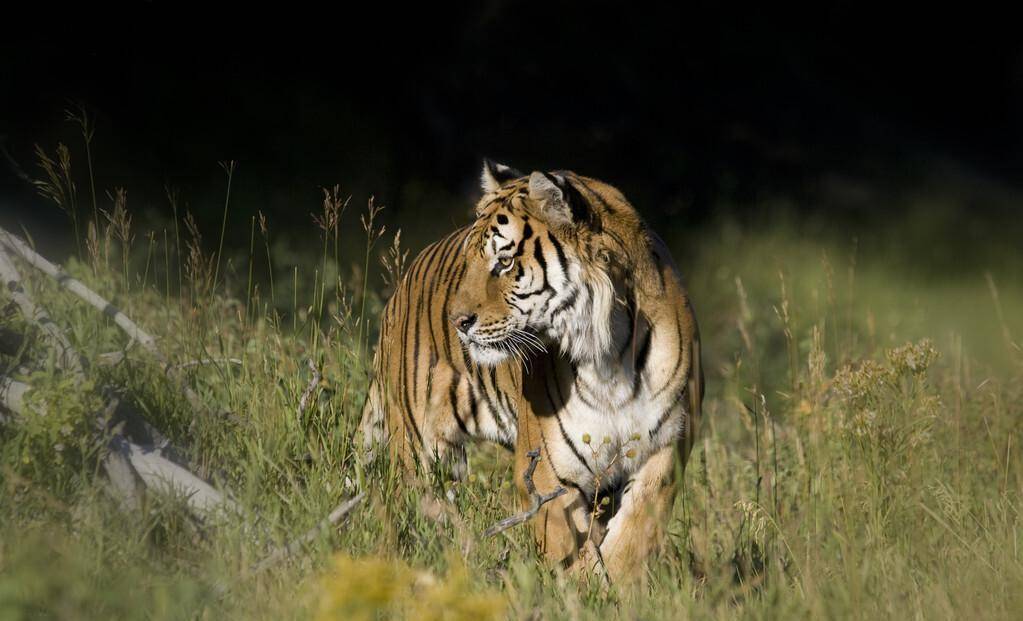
[514,408,603,572]
[597,443,678,584]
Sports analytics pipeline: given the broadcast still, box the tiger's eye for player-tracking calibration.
[497,256,513,269]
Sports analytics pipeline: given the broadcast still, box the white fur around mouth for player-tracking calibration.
[465,340,512,366]
[458,326,548,367]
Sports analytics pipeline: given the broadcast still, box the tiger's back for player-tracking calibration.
[360,227,520,472]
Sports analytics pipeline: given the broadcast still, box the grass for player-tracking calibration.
[1,141,1021,619]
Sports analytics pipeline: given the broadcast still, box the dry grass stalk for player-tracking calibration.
[298,358,322,421]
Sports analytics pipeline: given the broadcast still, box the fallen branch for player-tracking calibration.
[0,377,142,508]
[0,227,220,419]
[0,228,159,355]
[113,434,236,515]
[0,377,235,516]
[297,358,321,421]
[249,492,366,576]
[0,242,234,517]
[0,244,141,508]
[484,449,566,538]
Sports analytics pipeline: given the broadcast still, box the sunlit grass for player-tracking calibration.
[1,143,1021,619]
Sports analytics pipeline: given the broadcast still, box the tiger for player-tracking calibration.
[449,163,704,584]
[358,161,529,476]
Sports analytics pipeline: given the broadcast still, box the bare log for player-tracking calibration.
[0,377,234,516]
[484,449,567,538]
[112,435,236,515]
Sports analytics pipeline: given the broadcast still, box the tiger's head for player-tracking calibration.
[450,160,621,367]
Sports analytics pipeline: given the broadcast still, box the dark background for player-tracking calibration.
[2,3,1021,257]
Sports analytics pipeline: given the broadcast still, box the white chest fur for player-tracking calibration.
[538,320,687,497]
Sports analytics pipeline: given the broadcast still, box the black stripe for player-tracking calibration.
[476,366,506,435]
[411,239,448,402]
[424,232,463,370]
[395,259,416,440]
[572,375,601,410]
[649,386,687,439]
[547,287,577,318]
[410,238,450,408]
[441,258,469,364]
[651,249,666,291]
[486,366,510,435]
[615,296,637,360]
[468,383,480,429]
[651,314,686,399]
[512,241,555,299]
[449,381,469,435]
[630,324,654,398]
[460,339,474,373]
[536,420,590,505]
[604,229,628,253]
[531,427,581,505]
[547,232,568,277]
[430,233,465,317]
[496,369,518,431]
[570,175,614,215]
[545,363,593,474]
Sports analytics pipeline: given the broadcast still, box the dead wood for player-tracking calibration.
[484,449,567,538]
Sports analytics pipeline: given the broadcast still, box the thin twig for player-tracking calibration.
[250,492,366,575]
[297,358,321,421]
[485,449,566,537]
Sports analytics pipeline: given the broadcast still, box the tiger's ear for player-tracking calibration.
[480,159,523,193]
[528,171,586,228]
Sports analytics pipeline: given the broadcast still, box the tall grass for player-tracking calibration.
[0,138,1021,619]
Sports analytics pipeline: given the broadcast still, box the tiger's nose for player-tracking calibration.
[451,313,477,334]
